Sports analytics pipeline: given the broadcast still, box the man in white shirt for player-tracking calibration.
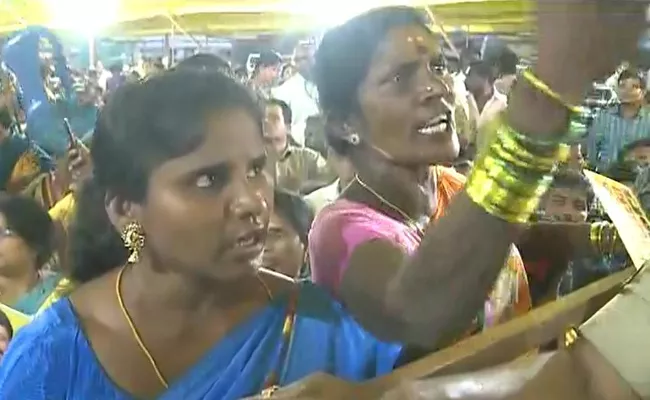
[465,61,508,151]
[272,41,320,146]
[94,62,112,92]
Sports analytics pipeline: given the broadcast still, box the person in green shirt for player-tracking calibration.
[264,98,335,194]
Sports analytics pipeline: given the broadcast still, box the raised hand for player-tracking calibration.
[536,0,648,104]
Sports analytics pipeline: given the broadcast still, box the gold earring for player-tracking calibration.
[121,221,145,264]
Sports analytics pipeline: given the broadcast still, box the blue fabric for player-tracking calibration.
[586,106,650,171]
[0,282,402,399]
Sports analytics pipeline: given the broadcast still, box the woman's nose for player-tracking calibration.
[417,71,450,103]
[229,181,267,223]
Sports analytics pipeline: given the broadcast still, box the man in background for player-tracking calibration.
[465,61,507,152]
[272,41,320,146]
[264,99,334,194]
[250,50,283,99]
[587,68,650,172]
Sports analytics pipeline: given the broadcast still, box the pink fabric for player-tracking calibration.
[309,199,421,295]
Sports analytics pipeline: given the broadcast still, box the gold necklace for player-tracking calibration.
[354,175,426,237]
[115,265,274,390]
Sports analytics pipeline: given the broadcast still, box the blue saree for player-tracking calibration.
[0,282,402,399]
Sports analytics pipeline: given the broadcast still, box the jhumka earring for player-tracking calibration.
[121,221,145,264]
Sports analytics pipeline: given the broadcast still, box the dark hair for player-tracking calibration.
[324,123,351,157]
[618,68,645,85]
[0,309,12,339]
[551,171,594,207]
[315,6,428,123]
[175,53,232,74]
[0,193,54,268]
[552,171,589,191]
[314,6,430,153]
[497,49,519,75]
[256,50,282,69]
[468,61,497,83]
[267,98,292,125]
[273,190,314,248]
[69,70,262,283]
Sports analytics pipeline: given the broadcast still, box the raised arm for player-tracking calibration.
[340,0,647,348]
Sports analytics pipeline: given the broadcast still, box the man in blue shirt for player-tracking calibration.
[587,68,650,172]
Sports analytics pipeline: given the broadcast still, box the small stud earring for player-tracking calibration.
[346,133,360,146]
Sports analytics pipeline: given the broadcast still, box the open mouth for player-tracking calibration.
[417,112,451,136]
[235,229,264,248]
[230,228,266,261]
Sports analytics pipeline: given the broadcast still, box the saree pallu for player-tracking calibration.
[0,134,58,209]
[0,282,402,399]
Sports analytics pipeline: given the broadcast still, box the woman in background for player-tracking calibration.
[0,194,58,316]
[262,190,314,279]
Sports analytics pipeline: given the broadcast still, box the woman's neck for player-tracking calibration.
[120,261,272,330]
[351,161,436,225]
[0,269,41,306]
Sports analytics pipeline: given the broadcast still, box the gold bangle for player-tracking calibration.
[466,121,567,224]
[521,69,582,114]
[491,122,569,171]
[589,222,601,252]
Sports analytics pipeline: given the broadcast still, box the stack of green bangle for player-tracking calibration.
[466,121,570,224]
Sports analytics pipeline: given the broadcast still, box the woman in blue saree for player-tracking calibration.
[0,3,599,397]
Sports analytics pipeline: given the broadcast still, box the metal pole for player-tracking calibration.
[423,6,460,60]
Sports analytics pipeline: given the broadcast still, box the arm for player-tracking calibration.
[586,112,604,169]
[340,39,595,349]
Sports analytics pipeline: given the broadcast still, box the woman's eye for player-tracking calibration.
[430,62,445,74]
[195,174,215,188]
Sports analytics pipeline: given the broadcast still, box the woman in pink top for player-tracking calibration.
[309,7,532,342]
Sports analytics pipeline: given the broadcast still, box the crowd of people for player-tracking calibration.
[0,1,647,398]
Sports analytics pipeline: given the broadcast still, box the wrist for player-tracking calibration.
[507,79,572,139]
[533,62,592,106]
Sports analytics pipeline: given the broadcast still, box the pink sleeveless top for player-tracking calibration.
[308,167,532,328]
